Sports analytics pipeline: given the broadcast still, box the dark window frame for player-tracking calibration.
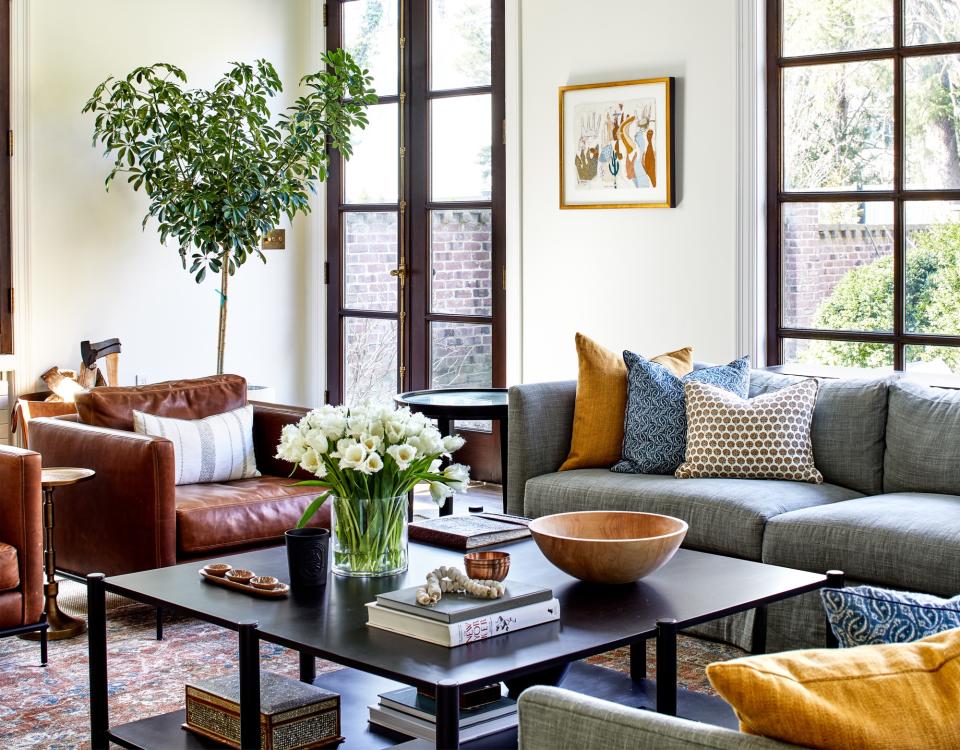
[325,0,506,404]
[766,0,960,370]
[0,0,10,355]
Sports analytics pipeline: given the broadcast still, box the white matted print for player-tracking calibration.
[560,78,675,209]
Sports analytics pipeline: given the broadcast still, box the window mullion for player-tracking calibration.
[892,0,905,369]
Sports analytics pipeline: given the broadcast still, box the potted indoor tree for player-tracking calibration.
[83,54,377,374]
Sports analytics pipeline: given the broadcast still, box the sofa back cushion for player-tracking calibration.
[76,374,248,432]
[748,370,889,495]
[885,379,960,494]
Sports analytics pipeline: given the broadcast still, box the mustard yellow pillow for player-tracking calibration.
[707,627,960,749]
[559,333,692,471]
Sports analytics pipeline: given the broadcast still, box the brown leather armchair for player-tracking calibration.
[0,445,47,663]
[28,375,331,577]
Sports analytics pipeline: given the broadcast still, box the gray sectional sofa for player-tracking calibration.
[507,366,960,653]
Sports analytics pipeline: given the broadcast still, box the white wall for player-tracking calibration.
[25,0,318,403]
[517,0,739,383]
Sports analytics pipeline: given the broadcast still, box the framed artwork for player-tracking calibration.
[559,77,675,209]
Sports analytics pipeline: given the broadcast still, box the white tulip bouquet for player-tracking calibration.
[277,403,470,576]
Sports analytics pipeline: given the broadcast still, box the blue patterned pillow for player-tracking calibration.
[822,585,960,648]
[612,354,750,475]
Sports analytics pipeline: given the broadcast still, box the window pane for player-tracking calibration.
[344,317,397,407]
[906,345,960,375]
[781,202,894,331]
[431,0,491,90]
[905,201,960,335]
[431,321,492,389]
[783,60,894,191]
[343,0,398,96]
[782,0,893,57]
[431,95,492,201]
[905,54,960,190]
[344,212,398,312]
[904,0,960,45]
[431,209,492,316]
[782,337,893,369]
[344,103,398,204]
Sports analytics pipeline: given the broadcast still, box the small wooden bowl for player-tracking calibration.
[225,568,255,584]
[250,576,279,590]
[464,551,510,582]
[202,563,233,578]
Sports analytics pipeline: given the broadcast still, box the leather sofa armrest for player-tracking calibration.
[0,446,43,625]
[28,417,177,576]
[251,401,315,480]
[506,381,577,516]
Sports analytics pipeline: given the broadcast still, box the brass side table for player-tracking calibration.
[22,467,95,641]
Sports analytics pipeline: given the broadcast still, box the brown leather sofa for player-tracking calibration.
[0,445,47,662]
[29,375,331,577]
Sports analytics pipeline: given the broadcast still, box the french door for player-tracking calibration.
[325,0,506,478]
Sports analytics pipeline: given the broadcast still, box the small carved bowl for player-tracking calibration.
[225,568,256,584]
[250,576,280,590]
[464,551,510,582]
[203,563,233,578]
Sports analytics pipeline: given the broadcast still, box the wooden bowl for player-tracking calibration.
[202,563,232,578]
[464,551,510,582]
[225,568,255,584]
[250,576,280,590]
[529,511,687,584]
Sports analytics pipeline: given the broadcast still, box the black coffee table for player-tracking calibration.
[88,540,839,750]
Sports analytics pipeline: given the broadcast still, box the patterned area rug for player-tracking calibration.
[0,580,744,749]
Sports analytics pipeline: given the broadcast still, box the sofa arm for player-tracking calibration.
[28,417,177,576]
[0,446,43,625]
[506,381,576,515]
[518,686,796,750]
[251,401,316,480]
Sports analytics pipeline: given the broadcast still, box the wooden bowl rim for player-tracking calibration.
[529,511,688,543]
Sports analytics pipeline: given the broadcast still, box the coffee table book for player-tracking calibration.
[367,703,518,743]
[376,580,552,623]
[183,671,342,749]
[378,686,517,726]
[408,515,531,549]
[366,597,560,647]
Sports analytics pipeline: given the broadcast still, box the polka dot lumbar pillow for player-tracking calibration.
[675,378,822,483]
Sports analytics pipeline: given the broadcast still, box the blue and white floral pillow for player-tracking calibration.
[822,585,960,648]
[612,354,750,475]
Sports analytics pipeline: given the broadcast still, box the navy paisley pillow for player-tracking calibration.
[612,354,750,475]
[822,585,960,648]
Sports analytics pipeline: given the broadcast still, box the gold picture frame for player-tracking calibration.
[559,77,675,209]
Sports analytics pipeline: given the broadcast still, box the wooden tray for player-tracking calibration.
[199,569,290,598]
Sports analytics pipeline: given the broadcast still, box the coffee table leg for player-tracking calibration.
[299,651,316,683]
[656,618,678,716]
[435,679,460,749]
[437,417,454,517]
[751,605,768,655]
[629,638,647,681]
[824,570,845,648]
[87,573,109,749]
[239,621,261,750]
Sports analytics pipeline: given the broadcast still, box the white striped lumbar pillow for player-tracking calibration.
[132,405,261,486]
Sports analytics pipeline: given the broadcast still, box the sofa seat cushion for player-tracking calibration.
[0,543,19,592]
[763,493,960,597]
[523,469,861,560]
[175,476,330,555]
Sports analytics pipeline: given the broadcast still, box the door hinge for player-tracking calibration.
[502,119,506,146]
[322,3,328,27]
[7,130,12,158]
[323,261,330,284]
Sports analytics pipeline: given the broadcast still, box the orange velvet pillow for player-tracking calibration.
[559,333,693,471]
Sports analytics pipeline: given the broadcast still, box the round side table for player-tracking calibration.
[394,388,508,516]
[22,467,95,641]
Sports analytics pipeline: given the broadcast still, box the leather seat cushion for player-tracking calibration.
[175,476,331,555]
[0,542,20,592]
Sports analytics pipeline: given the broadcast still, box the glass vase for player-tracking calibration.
[330,494,409,577]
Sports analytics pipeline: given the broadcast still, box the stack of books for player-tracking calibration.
[368,684,517,743]
[366,580,560,647]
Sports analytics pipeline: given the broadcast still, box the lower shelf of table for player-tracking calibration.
[106,661,736,749]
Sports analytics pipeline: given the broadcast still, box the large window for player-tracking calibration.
[768,0,960,374]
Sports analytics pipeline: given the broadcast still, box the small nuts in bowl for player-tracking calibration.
[250,576,280,590]
[225,568,255,584]
[203,563,233,578]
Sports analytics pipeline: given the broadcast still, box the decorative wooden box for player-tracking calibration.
[184,671,342,750]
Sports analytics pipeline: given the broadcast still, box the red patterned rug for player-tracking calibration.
[0,594,743,749]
